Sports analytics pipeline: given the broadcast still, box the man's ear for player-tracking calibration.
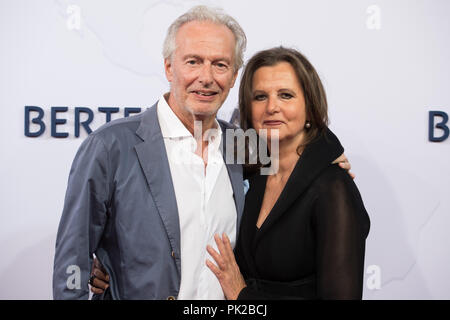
[164,58,173,82]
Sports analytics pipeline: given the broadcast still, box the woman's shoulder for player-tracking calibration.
[310,164,370,237]
[311,164,359,196]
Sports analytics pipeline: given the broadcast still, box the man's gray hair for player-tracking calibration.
[162,5,247,71]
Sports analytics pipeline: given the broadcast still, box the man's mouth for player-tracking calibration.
[192,90,218,97]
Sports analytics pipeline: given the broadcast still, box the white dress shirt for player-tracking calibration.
[157,95,237,300]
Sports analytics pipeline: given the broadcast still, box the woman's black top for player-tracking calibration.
[236,128,370,299]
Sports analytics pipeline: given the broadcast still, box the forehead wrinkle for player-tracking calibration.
[175,21,235,62]
[181,43,233,61]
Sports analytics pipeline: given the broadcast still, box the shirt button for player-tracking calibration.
[171,251,175,258]
[167,296,176,300]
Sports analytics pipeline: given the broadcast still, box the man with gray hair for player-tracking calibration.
[53,5,247,299]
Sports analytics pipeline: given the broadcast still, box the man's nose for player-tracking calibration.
[198,63,214,86]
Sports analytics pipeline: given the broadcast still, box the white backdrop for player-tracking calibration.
[1,0,449,299]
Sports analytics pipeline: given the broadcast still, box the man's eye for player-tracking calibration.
[216,63,227,69]
[187,60,197,65]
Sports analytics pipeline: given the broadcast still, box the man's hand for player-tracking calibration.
[333,153,355,179]
[89,257,110,295]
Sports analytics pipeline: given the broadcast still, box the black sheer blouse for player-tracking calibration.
[235,128,370,299]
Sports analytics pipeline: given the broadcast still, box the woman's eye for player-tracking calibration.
[280,92,293,99]
[254,95,266,101]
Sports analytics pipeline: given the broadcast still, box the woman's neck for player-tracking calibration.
[268,135,304,180]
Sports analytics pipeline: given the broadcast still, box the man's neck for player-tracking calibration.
[164,93,218,168]
[164,93,217,136]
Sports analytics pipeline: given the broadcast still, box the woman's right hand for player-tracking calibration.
[89,257,110,295]
[206,233,247,300]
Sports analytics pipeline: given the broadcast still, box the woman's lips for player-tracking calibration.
[263,120,284,126]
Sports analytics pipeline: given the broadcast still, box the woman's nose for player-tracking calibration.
[266,96,280,114]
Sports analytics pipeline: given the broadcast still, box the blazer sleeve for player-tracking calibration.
[53,134,110,299]
[313,167,370,299]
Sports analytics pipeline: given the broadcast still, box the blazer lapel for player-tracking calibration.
[134,103,181,276]
[240,173,267,277]
[219,122,245,235]
[254,128,344,247]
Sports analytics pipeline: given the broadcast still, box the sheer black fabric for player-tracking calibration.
[235,128,370,300]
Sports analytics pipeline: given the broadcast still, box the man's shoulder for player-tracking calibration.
[96,105,157,136]
[85,105,157,148]
[96,113,141,134]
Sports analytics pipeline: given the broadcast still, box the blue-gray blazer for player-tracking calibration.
[53,102,245,299]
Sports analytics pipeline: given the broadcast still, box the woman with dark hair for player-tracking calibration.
[205,47,370,299]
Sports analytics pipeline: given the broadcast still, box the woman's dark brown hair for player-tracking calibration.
[239,46,329,156]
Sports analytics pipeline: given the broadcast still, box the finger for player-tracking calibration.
[332,153,347,165]
[90,286,104,295]
[92,277,109,290]
[94,257,108,274]
[93,267,109,281]
[214,234,229,263]
[206,259,222,278]
[222,233,235,262]
[338,161,351,171]
[207,244,226,270]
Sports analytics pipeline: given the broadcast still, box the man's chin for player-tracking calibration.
[186,104,221,119]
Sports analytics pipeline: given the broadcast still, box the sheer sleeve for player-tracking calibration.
[313,167,370,299]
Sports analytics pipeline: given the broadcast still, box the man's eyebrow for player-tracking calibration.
[183,54,202,60]
[215,57,232,64]
[182,55,231,64]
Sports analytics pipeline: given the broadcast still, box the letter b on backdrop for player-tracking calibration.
[429,111,449,142]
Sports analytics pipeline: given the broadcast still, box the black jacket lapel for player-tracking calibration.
[254,128,344,247]
[237,173,267,278]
